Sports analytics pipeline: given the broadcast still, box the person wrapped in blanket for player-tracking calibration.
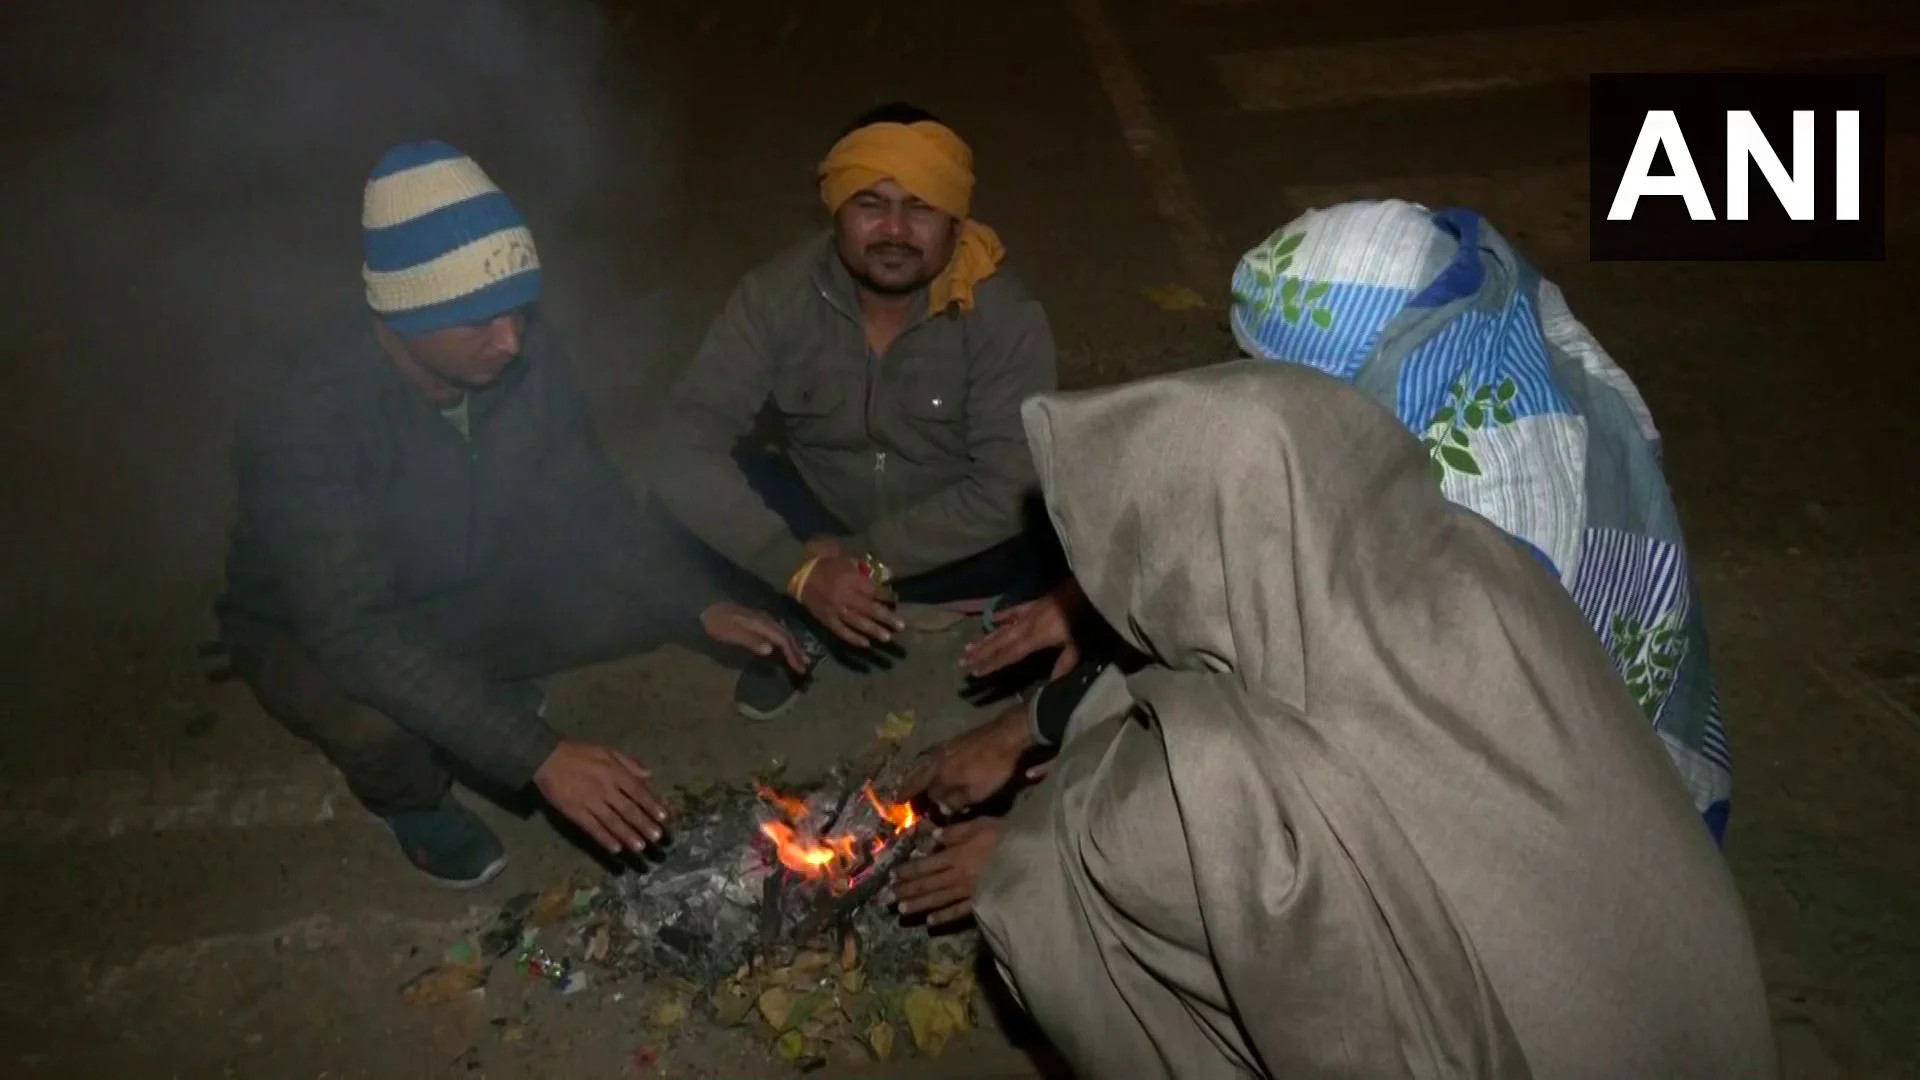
[891,198,1731,930]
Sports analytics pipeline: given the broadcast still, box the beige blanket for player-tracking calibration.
[974,361,1775,1079]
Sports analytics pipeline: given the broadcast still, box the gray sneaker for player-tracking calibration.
[386,798,508,889]
[733,619,830,721]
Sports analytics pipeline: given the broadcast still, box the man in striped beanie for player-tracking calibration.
[216,140,808,886]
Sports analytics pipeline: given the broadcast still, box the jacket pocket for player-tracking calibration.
[894,370,970,463]
[773,370,861,449]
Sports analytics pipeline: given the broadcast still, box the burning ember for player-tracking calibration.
[756,781,919,893]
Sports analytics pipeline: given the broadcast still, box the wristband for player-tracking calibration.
[787,556,821,601]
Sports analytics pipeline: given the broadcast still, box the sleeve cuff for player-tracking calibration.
[742,534,812,594]
[1031,659,1107,746]
[490,717,565,790]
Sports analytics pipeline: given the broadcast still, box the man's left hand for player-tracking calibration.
[700,602,807,672]
[892,817,1002,926]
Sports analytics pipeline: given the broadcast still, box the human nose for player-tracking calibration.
[489,315,522,354]
[876,206,911,239]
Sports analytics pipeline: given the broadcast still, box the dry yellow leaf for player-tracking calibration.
[649,997,690,1029]
[902,985,964,1057]
[1141,283,1211,311]
[876,710,915,743]
[793,949,835,973]
[529,883,573,926]
[839,933,858,972]
[840,967,867,994]
[867,1020,896,1062]
[713,986,755,1027]
[399,962,486,1005]
[756,986,793,1031]
[787,991,830,1031]
[774,1029,807,1061]
[927,953,968,988]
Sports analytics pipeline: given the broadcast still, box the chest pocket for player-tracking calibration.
[772,360,862,449]
[894,365,970,462]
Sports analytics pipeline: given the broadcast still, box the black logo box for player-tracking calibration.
[1589,72,1886,262]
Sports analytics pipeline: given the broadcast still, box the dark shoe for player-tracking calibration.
[386,799,508,888]
[734,619,830,721]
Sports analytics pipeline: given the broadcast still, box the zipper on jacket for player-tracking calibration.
[465,442,480,578]
[819,283,932,534]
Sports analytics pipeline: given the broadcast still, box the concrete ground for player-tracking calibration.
[2,0,1917,1075]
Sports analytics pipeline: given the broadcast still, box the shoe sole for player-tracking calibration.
[424,852,510,890]
[736,693,802,722]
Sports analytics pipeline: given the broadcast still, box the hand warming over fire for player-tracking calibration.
[796,556,904,648]
[897,704,1035,814]
[699,602,808,672]
[534,739,672,854]
[962,577,1085,679]
[892,818,1002,925]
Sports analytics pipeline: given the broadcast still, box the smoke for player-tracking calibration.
[0,0,677,634]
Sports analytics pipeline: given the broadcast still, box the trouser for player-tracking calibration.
[226,525,700,817]
[662,450,1067,640]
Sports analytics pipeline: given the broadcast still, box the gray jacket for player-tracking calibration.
[219,315,715,787]
[650,233,1058,587]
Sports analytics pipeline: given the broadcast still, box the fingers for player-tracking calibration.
[611,749,654,782]
[892,852,958,900]
[1049,640,1082,680]
[927,899,974,926]
[961,624,1034,677]
[573,808,625,854]
[621,776,673,825]
[975,600,1037,634]
[1025,759,1058,782]
[823,613,872,649]
[604,787,665,847]
[728,617,808,671]
[765,624,808,673]
[894,869,972,916]
[840,603,899,645]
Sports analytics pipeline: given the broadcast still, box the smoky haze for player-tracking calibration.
[0,0,685,716]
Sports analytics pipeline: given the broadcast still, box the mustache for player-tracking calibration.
[865,241,922,259]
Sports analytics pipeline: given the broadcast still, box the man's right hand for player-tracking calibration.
[533,739,672,855]
[798,556,905,648]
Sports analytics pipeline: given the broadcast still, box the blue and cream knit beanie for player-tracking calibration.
[362,140,542,336]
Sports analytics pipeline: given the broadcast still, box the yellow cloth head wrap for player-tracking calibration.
[818,121,1006,314]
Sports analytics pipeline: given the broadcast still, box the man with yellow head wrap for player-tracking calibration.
[651,103,1064,722]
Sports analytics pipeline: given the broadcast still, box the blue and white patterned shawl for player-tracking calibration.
[1230,199,1732,846]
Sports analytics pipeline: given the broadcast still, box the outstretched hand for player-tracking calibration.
[797,557,904,648]
[700,602,807,672]
[895,704,1035,815]
[962,578,1085,680]
[534,739,672,855]
[892,817,1003,926]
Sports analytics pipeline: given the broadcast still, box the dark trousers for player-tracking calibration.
[672,450,1065,630]
[228,527,695,817]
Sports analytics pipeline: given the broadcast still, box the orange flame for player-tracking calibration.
[755,781,919,885]
[864,782,917,831]
[759,821,857,874]
[755,782,812,824]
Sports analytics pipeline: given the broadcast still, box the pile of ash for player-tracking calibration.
[417,749,992,1066]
